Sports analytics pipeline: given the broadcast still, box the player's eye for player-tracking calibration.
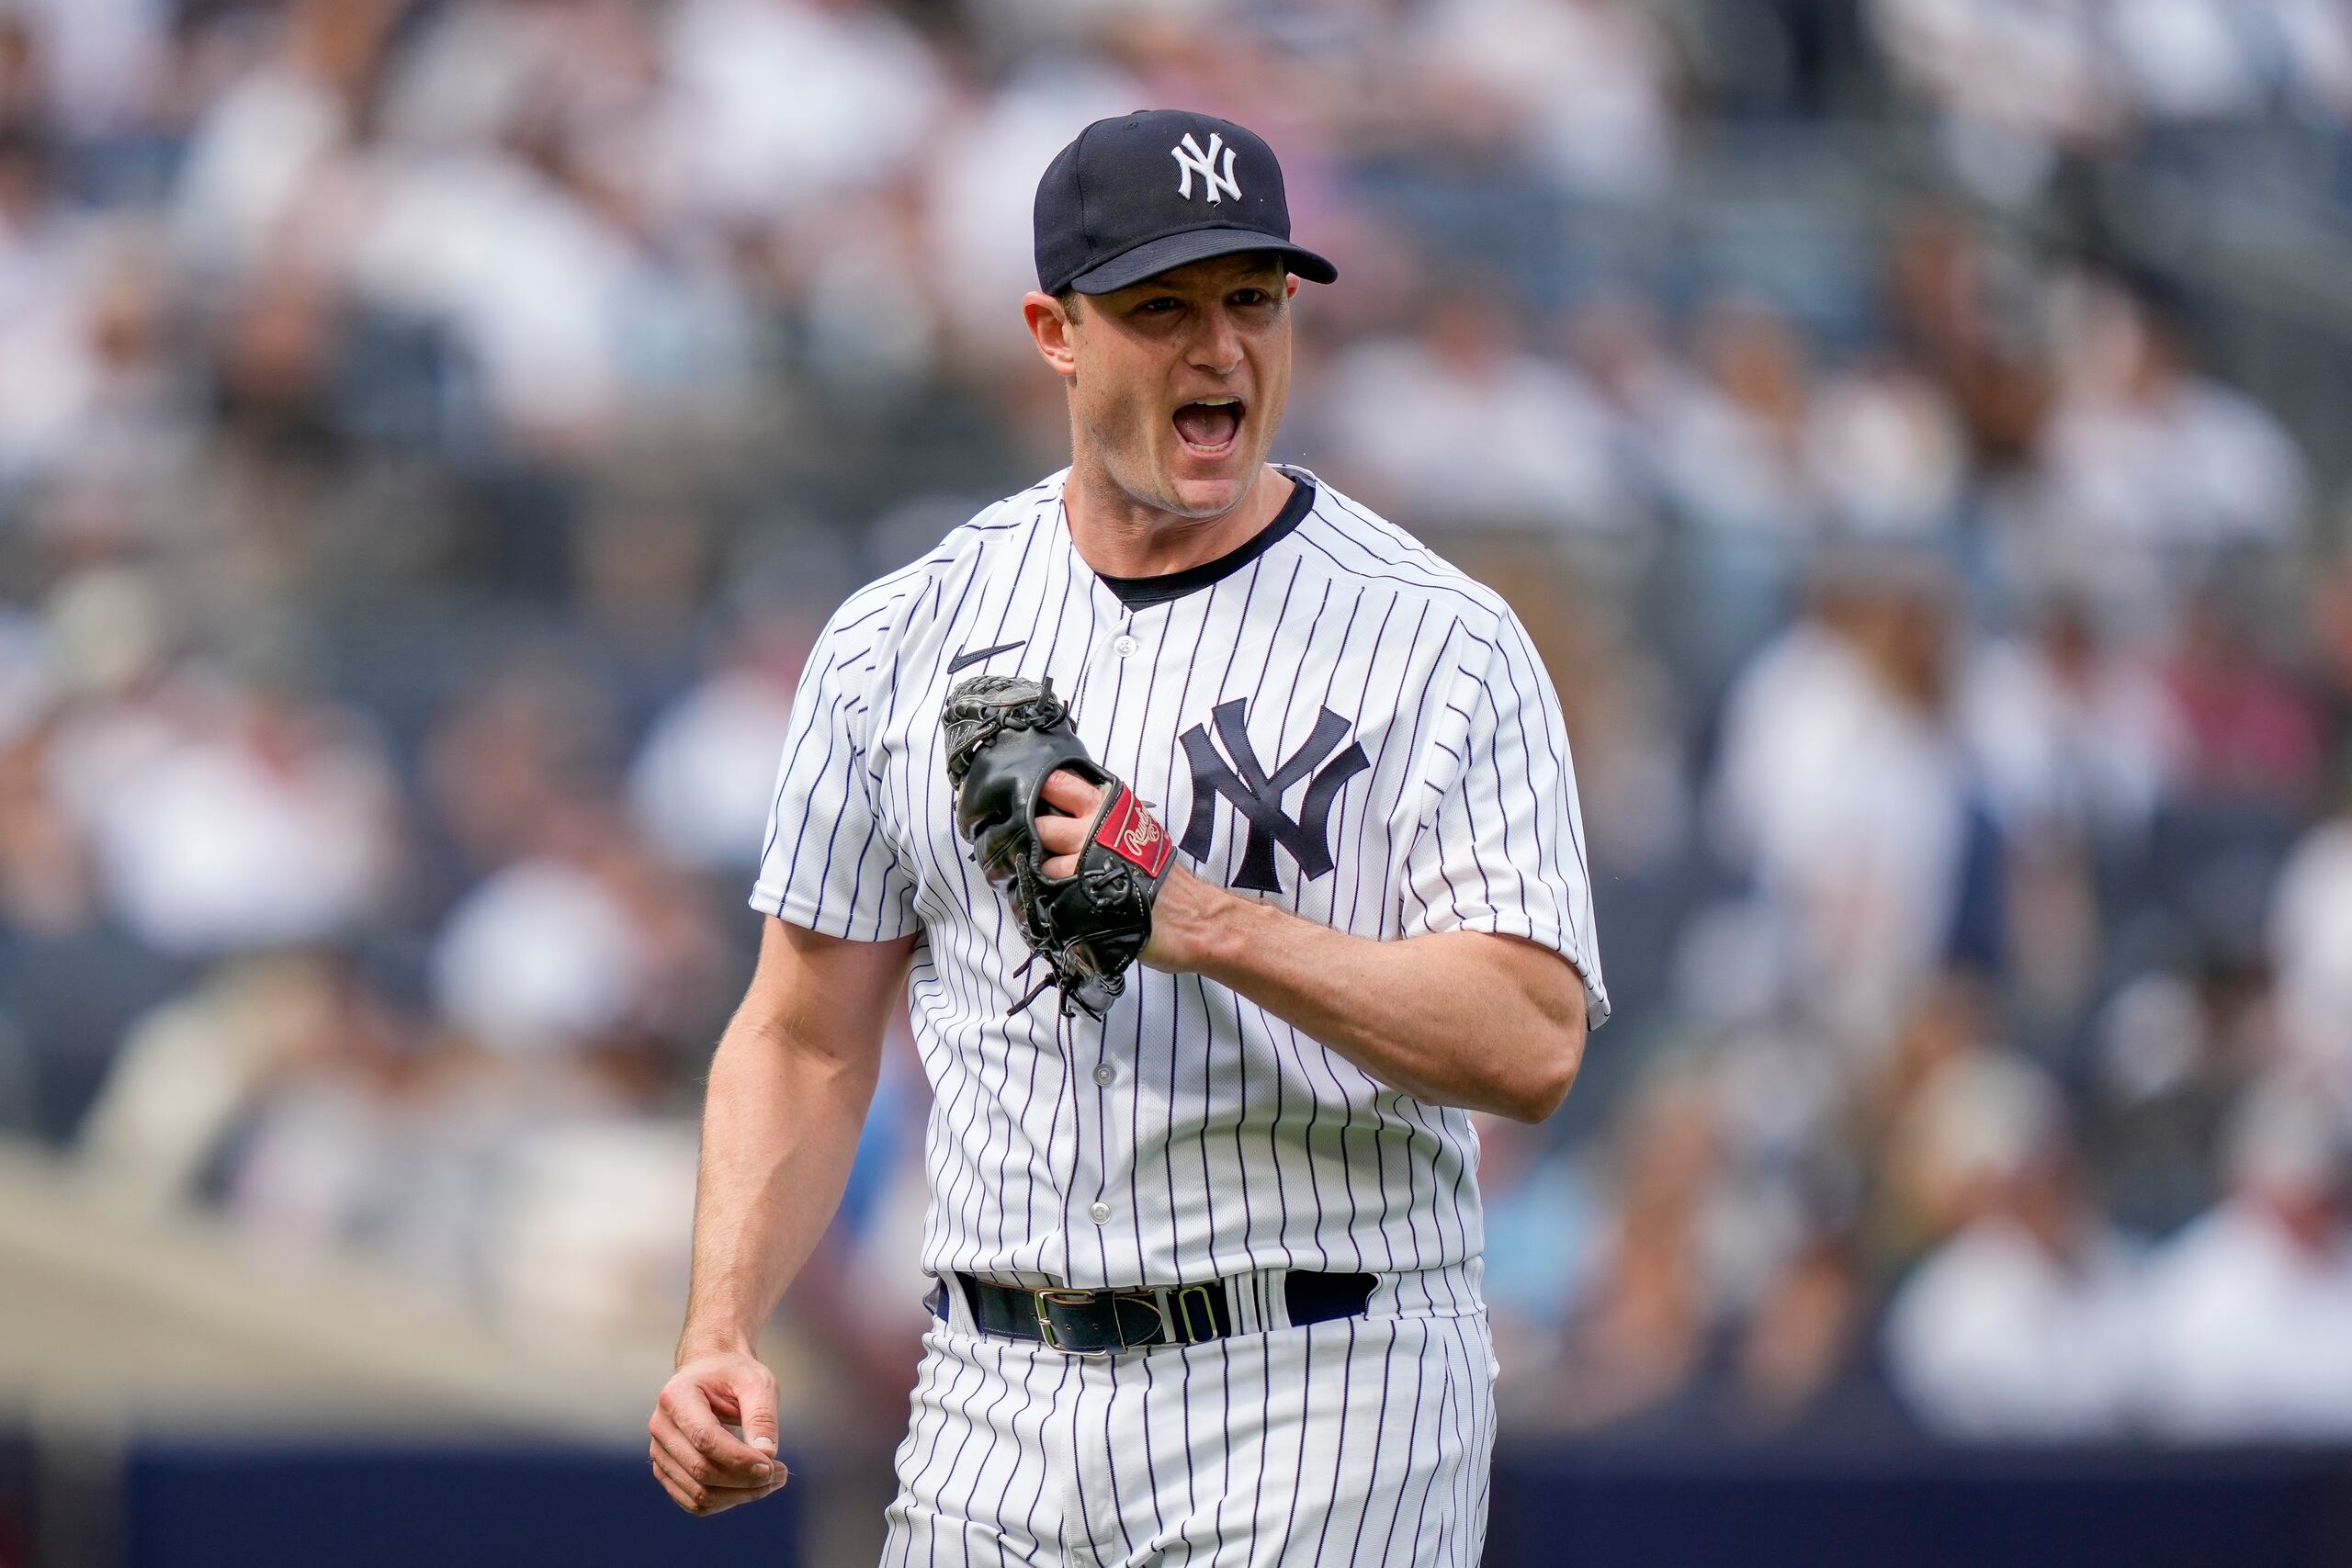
[1231,288,1273,307]
[1136,297,1182,315]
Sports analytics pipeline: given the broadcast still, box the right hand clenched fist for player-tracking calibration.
[648,1352,788,1517]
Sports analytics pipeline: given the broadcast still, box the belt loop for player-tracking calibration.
[944,1272,986,1335]
[1230,1268,1287,1334]
[1264,1269,1294,1332]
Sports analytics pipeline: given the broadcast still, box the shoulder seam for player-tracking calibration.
[1295,502,1508,627]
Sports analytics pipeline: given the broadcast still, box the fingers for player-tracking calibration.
[733,1372,781,1462]
[1037,771,1103,880]
[650,1442,707,1512]
[651,1373,782,1490]
[650,1438,787,1517]
[1036,809,1088,880]
[1040,770,1103,818]
[648,1416,721,1495]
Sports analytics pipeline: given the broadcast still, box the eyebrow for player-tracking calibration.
[1131,269,1284,298]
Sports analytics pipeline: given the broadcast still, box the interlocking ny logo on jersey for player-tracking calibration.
[1180,701,1369,893]
[1170,132,1241,205]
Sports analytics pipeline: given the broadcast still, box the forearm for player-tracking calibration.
[676,1010,880,1363]
[1164,883,1588,1122]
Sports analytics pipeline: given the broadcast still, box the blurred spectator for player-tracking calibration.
[628,617,808,875]
[1865,974,2016,1258]
[170,0,389,284]
[1323,292,1632,533]
[1962,592,2180,848]
[1804,355,1969,539]
[0,133,180,483]
[1476,1110,1606,1382]
[1414,0,1679,197]
[78,953,368,1213]
[1721,1210,1894,1442]
[341,125,655,445]
[1520,1072,1732,1432]
[653,0,947,231]
[1883,213,2051,469]
[2083,963,2262,1236]
[431,800,729,1060]
[1961,592,2179,1022]
[2137,1082,2352,1441]
[2034,282,2309,598]
[1869,0,2121,203]
[919,64,1145,361]
[62,692,396,957]
[2110,0,2352,128]
[6,0,171,141]
[45,581,401,958]
[2162,590,2329,813]
[1882,1055,2142,1439]
[431,854,646,1059]
[1711,558,1973,1049]
[421,650,623,886]
[1651,298,1819,543]
[2269,790,2352,1089]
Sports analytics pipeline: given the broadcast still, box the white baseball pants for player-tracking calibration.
[880,1270,1497,1567]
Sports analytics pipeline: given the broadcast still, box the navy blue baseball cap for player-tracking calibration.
[1034,110,1338,297]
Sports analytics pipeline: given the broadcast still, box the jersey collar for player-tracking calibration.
[1090,467,1317,611]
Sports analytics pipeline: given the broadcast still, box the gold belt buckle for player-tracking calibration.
[1033,1288,1115,1357]
[1033,1282,1224,1355]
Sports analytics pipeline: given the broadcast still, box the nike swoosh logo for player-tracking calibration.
[948,639,1026,673]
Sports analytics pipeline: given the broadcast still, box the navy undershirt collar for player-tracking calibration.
[1093,470,1317,611]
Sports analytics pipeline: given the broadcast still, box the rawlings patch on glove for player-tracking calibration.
[944,673,1175,1019]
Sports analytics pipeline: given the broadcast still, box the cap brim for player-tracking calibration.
[1069,226,1338,295]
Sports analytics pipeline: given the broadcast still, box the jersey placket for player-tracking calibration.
[1044,582,1124,1279]
[1077,564,1194,1288]
[1062,592,1150,1285]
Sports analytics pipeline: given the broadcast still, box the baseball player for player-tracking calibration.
[648,109,1608,1565]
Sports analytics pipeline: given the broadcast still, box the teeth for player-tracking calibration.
[1193,397,1240,406]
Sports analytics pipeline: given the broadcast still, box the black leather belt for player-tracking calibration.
[944,1270,1375,1356]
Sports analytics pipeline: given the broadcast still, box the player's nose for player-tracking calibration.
[1185,305,1245,378]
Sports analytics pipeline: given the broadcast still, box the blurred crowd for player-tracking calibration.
[2,0,2350,1456]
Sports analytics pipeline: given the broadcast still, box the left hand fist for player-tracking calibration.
[1036,768,1217,972]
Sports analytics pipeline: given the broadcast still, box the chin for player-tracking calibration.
[1159,457,1258,518]
[1165,478,1245,517]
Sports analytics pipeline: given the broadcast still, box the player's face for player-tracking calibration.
[1048,254,1298,520]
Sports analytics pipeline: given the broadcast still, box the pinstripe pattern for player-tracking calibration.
[882,1308,1498,1567]
[751,467,1608,1294]
[755,467,1589,1562]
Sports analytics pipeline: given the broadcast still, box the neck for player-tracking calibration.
[1061,457,1294,580]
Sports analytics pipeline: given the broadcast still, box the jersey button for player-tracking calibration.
[1088,1201,1112,1224]
[1092,1063,1114,1086]
[1113,634,1139,659]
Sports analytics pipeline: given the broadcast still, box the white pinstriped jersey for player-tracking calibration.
[752,465,1608,1295]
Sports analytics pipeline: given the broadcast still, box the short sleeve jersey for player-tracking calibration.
[753,468,1608,1295]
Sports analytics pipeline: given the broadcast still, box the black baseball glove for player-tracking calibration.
[943,673,1175,1020]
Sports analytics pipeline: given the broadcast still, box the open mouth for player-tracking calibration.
[1173,396,1246,457]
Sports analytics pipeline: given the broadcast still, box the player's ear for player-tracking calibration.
[1285,276,1299,299]
[1023,290,1080,379]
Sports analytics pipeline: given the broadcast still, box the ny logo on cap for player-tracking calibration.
[1170,132,1241,205]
